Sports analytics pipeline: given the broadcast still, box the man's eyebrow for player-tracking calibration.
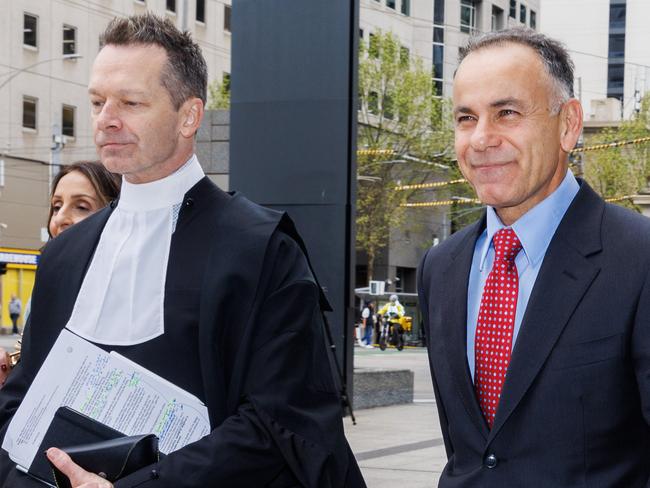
[453,106,474,116]
[490,98,524,109]
[88,88,148,97]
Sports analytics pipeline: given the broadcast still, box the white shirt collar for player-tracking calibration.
[118,154,205,212]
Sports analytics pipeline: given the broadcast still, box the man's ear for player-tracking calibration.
[180,98,204,138]
[559,98,583,154]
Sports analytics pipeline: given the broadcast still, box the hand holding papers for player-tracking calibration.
[2,329,210,480]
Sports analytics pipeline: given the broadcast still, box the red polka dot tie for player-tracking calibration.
[474,228,522,429]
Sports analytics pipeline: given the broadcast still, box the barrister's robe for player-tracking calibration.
[0,177,365,488]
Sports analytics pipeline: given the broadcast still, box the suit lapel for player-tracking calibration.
[440,216,490,440]
[489,182,604,440]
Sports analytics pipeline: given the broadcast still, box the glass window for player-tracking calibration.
[509,0,517,18]
[433,45,444,79]
[433,80,443,97]
[196,0,206,23]
[401,0,410,16]
[62,105,75,138]
[530,10,536,29]
[460,1,476,34]
[434,0,445,25]
[384,94,394,120]
[63,25,76,55]
[520,4,527,23]
[607,64,624,90]
[492,6,504,31]
[224,5,231,32]
[387,0,396,9]
[608,33,625,58]
[368,91,379,114]
[359,28,364,39]
[166,0,176,12]
[23,96,37,130]
[433,26,444,43]
[23,13,38,48]
[609,4,626,29]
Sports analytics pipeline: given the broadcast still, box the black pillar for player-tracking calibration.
[230,1,359,404]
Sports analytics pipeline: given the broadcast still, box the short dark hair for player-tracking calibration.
[100,13,207,109]
[48,161,121,238]
[459,28,574,109]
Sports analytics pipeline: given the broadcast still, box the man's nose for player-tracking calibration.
[95,101,122,131]
[469,119,499,152]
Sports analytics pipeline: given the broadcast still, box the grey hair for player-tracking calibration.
[458,28,574,114]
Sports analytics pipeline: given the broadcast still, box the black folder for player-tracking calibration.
[27,407,159,487]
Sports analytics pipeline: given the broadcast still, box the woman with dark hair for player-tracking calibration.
[48,161,121,238]
[0,162,121,386]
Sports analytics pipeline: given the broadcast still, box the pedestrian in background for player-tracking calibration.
[361,301,375,348]
[8,296,20,335]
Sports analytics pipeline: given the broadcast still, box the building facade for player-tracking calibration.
[0,0,232,250]
[541,0,650,121]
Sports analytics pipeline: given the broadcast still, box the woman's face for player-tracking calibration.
[49,171,103,238]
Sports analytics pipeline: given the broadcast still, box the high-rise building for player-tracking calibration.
[541,0,650,120]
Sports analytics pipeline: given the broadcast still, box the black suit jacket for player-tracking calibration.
[0,178,365,488]
[418,181,650,487]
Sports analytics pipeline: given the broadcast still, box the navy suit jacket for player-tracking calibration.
[418,181,650,487]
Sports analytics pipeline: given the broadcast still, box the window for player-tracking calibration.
[607,64,624,94]
[609,3,626,29]
[609,33,625,59]
[166,0,176,12]
[520,4,527,24]
[492,6,504,31]
[62,105,75,138]
[434,0,445,24]
[196,0,206,23]
[509,0,517,18]
[401,0,410,16]
[359,28,364,39]
[63,25,76,55]
[368,91,379,114]
[23,13,38,48]
[460,0,476,34]
[387,0,396,9]
[530,10,536,29]
[433,26,444,43]
[383,94,394,120]
[22,96,37,130]
[433,80,443,97]
[224,5,232,32]
[433,44,444,78]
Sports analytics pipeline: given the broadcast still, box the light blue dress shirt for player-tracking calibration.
[466,170,580,380]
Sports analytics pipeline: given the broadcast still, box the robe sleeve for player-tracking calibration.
[114,232,362,487]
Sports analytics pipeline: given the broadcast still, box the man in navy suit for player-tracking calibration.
[418,28,650,487]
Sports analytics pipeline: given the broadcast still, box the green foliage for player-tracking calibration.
[207,75,231,110]
[583,94,650,209]
[357,30,454,278]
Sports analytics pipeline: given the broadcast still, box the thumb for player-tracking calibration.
[46,447,98,486]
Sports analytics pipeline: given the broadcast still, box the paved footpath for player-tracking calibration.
[345,347,446,487]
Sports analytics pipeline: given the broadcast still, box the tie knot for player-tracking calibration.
[493,228,522,263]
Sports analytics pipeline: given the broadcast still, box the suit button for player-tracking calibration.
[150,469,160,479]
[484,454,498,469]
[184,197,194,208]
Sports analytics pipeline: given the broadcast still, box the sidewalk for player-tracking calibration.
[345,347,446,487]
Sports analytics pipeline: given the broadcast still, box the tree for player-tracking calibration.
[207,74,231,110]
[357,31,454,280]
[583,94,650,208]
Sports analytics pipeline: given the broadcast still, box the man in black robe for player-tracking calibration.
[0,13,364,488]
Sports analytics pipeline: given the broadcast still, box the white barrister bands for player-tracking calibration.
[65,155,205,346]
